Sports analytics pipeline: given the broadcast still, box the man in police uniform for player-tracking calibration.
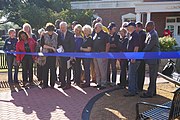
[124,22,140,97]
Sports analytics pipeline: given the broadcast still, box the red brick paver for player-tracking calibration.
[0,85,103,120]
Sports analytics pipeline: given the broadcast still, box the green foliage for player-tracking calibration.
[159,36,177,51]
[1,0,93,30]
[58,9,93,26]
[0,22,20,30]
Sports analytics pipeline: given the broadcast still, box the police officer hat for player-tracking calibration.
[108,22,116,30]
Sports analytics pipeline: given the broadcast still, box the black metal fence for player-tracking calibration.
[0,53,7,69]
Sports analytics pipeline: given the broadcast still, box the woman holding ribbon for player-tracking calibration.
[40,23,58,89]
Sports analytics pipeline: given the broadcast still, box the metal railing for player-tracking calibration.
[0,53,7,69]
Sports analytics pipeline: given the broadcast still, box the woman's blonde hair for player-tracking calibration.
[74,24,82,32]
[82,24,92,35]
[23,23,32,37]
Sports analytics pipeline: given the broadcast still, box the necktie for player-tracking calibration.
[61,33,64,41]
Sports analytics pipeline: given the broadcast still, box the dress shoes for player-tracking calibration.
[124,92,135,97]
[140,93,153,98]
[62,85,71,90]
[97,86,106,90]
[81,83,90,88]
[93,85,101,88]
[58,84,66,88]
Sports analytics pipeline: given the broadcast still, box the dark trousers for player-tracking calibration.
[60,57,71,86]
[74,58,82,85]
[6,54,18,83]
[22,55,33,83]
[82,58,91,85]
[107,59,117,83]
[43,56,56,87]
[137,60,145,91]
[37,64,43,80]
[120,59,128,86]
[147,63,159,96]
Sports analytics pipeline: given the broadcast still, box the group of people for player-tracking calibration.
[3,17,160,98]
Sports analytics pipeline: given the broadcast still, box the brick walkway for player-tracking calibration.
[0,85,105,120]
[0,72,168,120]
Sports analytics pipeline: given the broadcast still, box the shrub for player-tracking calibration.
[159,36,177,51]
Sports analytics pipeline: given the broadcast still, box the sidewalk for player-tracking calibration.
[0,72,170,120]
[0,84,107,120]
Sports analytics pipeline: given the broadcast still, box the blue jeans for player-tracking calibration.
[6,54,18,83]
[128,60,140,94]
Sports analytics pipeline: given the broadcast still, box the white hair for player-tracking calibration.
[95,22,103,29]
[38,28,45,35]
[59,21,68,28]
[8,28,16,34]
[82,24,92,35]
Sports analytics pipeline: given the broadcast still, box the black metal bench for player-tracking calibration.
[136,87,180,120]
[158,72,180,86]
[158,59,180,86]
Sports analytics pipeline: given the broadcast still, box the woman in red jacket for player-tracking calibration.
[16,30,36,86]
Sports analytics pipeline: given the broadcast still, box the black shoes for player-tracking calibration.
[98,86,106,90]
[124,92,136,97]
[81,83,90,88]
[62,85,71,90]
[140,93,153,98]
[93,85,106,90]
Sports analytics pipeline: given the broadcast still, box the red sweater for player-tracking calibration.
[16,38,36,62]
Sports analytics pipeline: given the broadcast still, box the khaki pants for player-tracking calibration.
[93,58,108,86]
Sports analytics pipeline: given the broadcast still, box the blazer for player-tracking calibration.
[59,30,75,52]
[16,38,36,62]
[144,29,160,64]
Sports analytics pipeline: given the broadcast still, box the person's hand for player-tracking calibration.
[52,47,56,52]
[131,59,136,63]
[17,61,20,66]
[80,47,83,51]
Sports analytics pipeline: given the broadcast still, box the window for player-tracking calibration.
[167,18,175,23]
[178,26,180,35]
[177,18,180,23]
[122,13,136,22]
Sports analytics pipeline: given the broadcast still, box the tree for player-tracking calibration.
[0,0,93,30]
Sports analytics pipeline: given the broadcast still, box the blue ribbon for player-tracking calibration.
[0,50,180,59]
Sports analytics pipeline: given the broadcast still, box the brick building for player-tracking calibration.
[71,0,180,45]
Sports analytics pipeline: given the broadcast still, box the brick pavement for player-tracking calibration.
[0,71,169,120]
[0,85,105,120]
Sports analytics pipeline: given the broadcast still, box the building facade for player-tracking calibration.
[71,0,180,44]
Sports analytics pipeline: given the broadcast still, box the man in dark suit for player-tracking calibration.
[136,22,146,92]
[140,21,160,98]
[58,21,75,90]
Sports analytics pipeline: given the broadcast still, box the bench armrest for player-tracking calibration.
[158,72,180,86]
[136,102,171,120]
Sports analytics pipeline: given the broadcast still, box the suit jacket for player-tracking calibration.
[144,30,160,64]
[58,30,75,52]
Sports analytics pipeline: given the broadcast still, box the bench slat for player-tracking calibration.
[142,101,172,120]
